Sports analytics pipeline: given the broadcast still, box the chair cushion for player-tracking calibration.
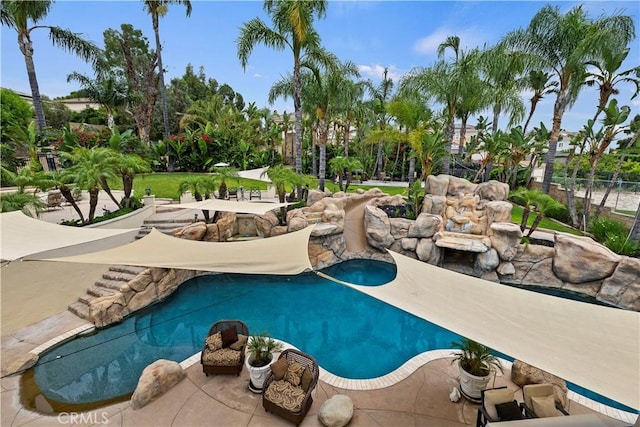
[300,366,313,392]
[284,361,304,386]
[202,347,241,366]
[531,395,559,417]
[221,326,238,347]
[264,380,305,412]
[271,357,288,381]
[205,332,223,351]
[496,401,522,421]
[483,388,515,421]
[229,334,248,351]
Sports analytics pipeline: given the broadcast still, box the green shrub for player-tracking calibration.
[588,216,639,256]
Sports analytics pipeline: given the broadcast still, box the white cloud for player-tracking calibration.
[358,64,402,82]
[412,26,495,57]
[253,73,263,78]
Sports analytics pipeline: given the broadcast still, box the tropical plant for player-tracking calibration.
[237,0,329,181]
[0,0,100,130]
[116,153,151,208]
[502,4,635,194]
[405,180,424,220]
[212,166,240,200]
[328,156,363,192]
[246,332,284,367]
[0,191,45,216]
[0,88,33,142]
[510,187,565,237]
[408,121,446,188]
[60,147,120,222]
[261,164,303,225]
[522,70,558,134]
[451,337,503,377]
[177,175,216,222]
[67,72,128,133]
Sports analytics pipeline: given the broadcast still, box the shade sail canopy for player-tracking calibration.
[37,226,314,275]
[340,251,639,411]
[171,199,290,215]
[0,211,137,262]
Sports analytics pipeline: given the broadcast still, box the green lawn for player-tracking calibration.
[113,173,269,200]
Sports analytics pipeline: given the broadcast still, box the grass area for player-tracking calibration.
[510,205,583,236]
[111,173,268,200]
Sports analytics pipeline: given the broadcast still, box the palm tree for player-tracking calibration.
[61,147,119,222]
[116,153,151,208]
[261,164,303,225]
[48,170,85,222]
[0,0,100,131]
[328,156,362,192]
[212,166,240,200]
[364,68,395,179]
[522,70,558,134]
[143,0,192,140]
[0,191,45,216]
[408,121,447,189]
[502,4,635,194]
[237,0,328,180]
[177,175,216,222]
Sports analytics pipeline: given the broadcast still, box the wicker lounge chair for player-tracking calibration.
[201,320,249,376]
[262,349,319,425]
[522,383,569,418]
[476,386,526,427]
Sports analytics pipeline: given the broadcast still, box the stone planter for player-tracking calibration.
[246,354,275,393]
[458,364,493,402]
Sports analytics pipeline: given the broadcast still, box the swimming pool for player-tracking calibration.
[29,259,636,414]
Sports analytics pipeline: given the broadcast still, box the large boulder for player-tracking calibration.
[408,213,442,238]
[425,174,449,196]
[447,175,478,195]
[490,223,523,261]
[255,211,279,237]
[318,395,354,427]
[364,205,394,250]
[307,188,332,206]
[475,180,509,201]
[511,360,568,409]
[389,218,413,240]
[484,201,513,232]
[475,248,500,272]
[172,221,207,241]
[421,194,447,216]
[415,238,442,265]
[553,235,621,283]
[597,257,640,310]
[131,359,186,410]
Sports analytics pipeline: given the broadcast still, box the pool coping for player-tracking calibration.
[29,325,638,425]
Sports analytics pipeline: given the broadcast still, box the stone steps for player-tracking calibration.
[68,264,147,321]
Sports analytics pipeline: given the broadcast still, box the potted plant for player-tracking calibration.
[451,337,504,402]
[245,332,284,393]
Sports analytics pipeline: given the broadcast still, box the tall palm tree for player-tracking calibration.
[502,4,635,194]
[0,0,100,131]
[522,70,558,134]
[143,0,192,140]
[364,68,395,180]
[237,0,328,181]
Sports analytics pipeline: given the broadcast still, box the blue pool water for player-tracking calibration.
[32,259,636,414]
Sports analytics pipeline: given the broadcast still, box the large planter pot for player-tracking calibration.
[246,354,275,393]
[458,364,492,402]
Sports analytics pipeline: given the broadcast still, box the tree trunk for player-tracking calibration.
[523,95,540,135]
[100,177,122,209]
[19,31,46,130]
[441,120,454,174]
[492,104,501,134]
[630,208,640,241]
[88,187,99,222]
[318,118,328,191]
[541,90,569,194]
[344,119,351,156]
[59,186,85,223]
[293,59,302,176]
[375,141,384,179]
[408,157,416,186]
[458,117,468,156]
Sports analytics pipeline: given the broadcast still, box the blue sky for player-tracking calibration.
[1,0,638,133]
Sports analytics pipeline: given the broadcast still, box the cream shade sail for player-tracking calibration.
[171,199,290,215]
[36,226,314,275]
[340,251,639,411]
[0,211,137,261]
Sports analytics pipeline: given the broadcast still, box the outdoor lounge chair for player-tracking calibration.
[249,187,261,200]
[263,349,319,426]
[201,320,249,376]
[522,383,569,418]
[227,188,238,200]
[476,386,526,427]
[46,190,63,209]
